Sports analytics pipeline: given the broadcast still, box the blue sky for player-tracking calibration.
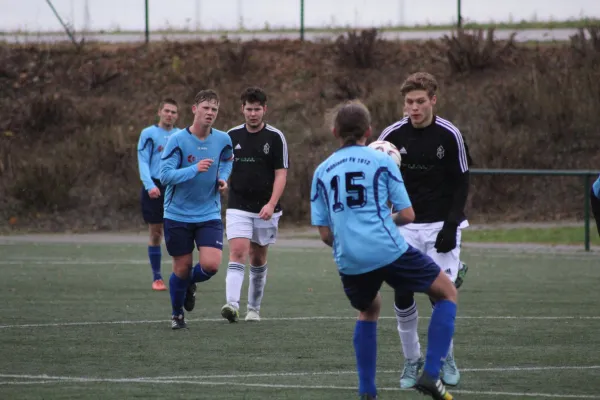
[2,0,599,31]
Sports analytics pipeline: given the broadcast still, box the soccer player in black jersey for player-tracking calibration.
[379,72,472,389]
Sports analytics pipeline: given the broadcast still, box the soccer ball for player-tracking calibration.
[368,140,402,167]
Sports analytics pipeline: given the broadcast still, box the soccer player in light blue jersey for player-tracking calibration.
[160,89,234,330]
[310,101,457,400]
[137,98,179,291]
[592,174,600,237]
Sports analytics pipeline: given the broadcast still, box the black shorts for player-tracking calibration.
[340,246,441,312]
[592,189,600,237]
[140,178,165,224]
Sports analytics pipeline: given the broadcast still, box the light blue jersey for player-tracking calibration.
[310,144,413,275]
[137,124,178,190]
[160,128,233,223]
[593,175,600,199]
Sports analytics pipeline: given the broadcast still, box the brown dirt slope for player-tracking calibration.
[1,28,599,232]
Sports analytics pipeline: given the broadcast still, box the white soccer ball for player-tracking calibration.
[368,140,402,167]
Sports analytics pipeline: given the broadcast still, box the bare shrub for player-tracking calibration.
[441,28,518,74]
[335,28,380,69]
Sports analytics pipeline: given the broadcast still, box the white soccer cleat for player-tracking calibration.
[245,308,261,322]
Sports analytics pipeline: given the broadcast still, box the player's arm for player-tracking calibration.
[384,157,415,226]
[270,132,289,205]
[218,141,234,182]
[137,130,156,191]
[445,130,471,227]
[310,169,333,247]
[160,137,206,186]
[259,132,290,219]
[434,128,471,253]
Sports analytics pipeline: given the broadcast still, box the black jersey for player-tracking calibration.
[227,123,289,213]
[378,116,471,224]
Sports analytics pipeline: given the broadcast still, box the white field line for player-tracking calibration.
[0,374,598,398]
[1,315,599,330]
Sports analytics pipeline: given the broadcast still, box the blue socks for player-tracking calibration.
[424,300,457,379]
[169,273,188,316]
[148,246,162,281]
[353,320,377,397]
[191,263,216,283]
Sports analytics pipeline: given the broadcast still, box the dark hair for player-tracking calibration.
[159,98,178,110]
[334,100,371,144]
[194,89,220,105]
[400,72,438,98]
[241,87,267,106]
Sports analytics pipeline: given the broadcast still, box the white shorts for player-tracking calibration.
[225,209,281,246]
[399,223,464,283]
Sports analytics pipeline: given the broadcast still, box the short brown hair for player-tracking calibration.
[194,89,219,105]
[159,98,178,110]
[400,72,438,98]
[334,100,371,144]
[241,87,267,106]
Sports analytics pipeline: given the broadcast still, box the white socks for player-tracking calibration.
[225,262,245,310]
[394,300,421,361]
[248,264,268,311]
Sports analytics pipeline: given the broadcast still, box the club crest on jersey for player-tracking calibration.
[263,143,270,154]
[157,145,164,152]
[437,145,445,159]
[187,154,196,163]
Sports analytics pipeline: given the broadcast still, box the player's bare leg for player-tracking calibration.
[187,246,222,313]
[148,223,166,291]
[222,238,250,322]
[246,242,269,321]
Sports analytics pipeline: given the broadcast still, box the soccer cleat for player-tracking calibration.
[245,308,261,322]
[454,263,468,289]
[415,373,453,400]
[400,357,424,389]
[441,352,460,386]
[152,279,167,291]
[183,283,196,312]
[171,314,187,330]
[220,303,239,323]
[359,394,377,400]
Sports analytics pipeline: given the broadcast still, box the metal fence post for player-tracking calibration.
[300,0,305,41]
[584,174,591,252]
[457,0,462,28]
[145,0,150,44]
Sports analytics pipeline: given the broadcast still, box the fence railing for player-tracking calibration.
[470,169,600,251]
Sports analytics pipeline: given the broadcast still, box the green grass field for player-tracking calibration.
[284,225,600,247]
[1,241,599,399]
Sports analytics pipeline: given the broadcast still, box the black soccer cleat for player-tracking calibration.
[171,314,187,330]
[359,394,376,400]
[184,283,197,312]
[415,373,453,400]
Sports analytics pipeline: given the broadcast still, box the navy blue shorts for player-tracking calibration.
[340,245,441,312]
[592,189,600,236]
[140,178,165,224]
[164,218,224,257]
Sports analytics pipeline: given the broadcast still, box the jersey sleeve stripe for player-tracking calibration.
[266,125,289,169]
[378,117,408,141]
[435,117,469,173]
[226,124,245,133]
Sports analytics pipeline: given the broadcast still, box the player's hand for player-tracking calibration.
[434,222,458,253]
[148,187,161,199]
[258,203,275,220]
[217,179,228,194]
[197,158,214,173]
